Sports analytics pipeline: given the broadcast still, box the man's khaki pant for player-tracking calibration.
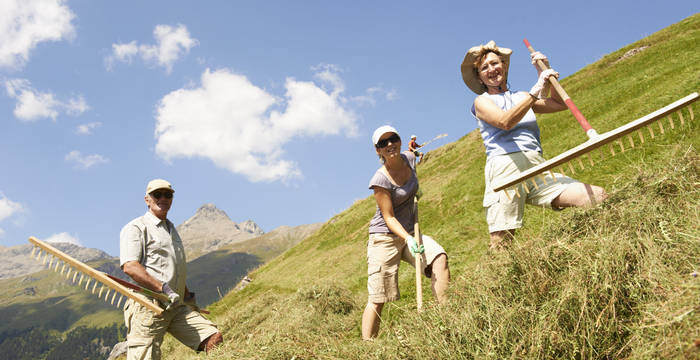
[124,299,218,360]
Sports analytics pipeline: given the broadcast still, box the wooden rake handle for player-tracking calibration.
[523,38,598,138]
[413,196,424,312]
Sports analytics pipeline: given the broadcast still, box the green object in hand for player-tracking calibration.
[405,235,424,255]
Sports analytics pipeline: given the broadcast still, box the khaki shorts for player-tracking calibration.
[483,150,580,233]
[367,233,447,304]
[124,299,219,360]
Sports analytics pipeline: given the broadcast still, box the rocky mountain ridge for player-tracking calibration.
[0,242,112,280]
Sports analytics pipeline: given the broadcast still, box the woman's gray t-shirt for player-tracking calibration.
[368,151,418,234]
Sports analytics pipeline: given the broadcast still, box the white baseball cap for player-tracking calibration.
[372,125,399,146]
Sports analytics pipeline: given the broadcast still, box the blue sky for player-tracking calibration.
[0,1,697,255]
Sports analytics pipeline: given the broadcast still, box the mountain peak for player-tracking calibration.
[239,219,264,235]
[176,204,265,260]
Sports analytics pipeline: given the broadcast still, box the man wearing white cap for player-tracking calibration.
[119,179,222,359]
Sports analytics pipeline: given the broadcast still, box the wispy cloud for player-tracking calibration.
[351,86,399,106]
[4,79,89,121]
[75,121,102,135]
[44,232,81,246]
[154,64,359,182]
[0,194,23,237]
[65,150,108,169]
[0,0,76,69]
[106,24,198,73]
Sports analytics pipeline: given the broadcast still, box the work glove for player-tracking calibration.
[529,68,559,99]
[530,51,551,70]
[162,282,180,310]
[405,235,425,255]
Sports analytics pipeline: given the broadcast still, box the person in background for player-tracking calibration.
[120,179,223,359]
[408,135,425,162]
[362,125,450,340]
[461,40,606,250]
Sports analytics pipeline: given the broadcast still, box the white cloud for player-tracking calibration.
[106,24,198,73]
[0,194,23,222]
[154,65,359,182]
[4,78,89,121]
[75,121,102,135]
[44,232,81,246]
[0,0,75,69]
[0,194,23,237]
[65,150,108,169]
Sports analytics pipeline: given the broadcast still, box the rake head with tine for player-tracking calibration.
[28,236,166,315]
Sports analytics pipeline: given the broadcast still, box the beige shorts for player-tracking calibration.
[483,150,580,233]
[367,233,447,304]
[124,298,219,360]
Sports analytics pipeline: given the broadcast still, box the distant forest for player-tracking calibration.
[0,323,125,360]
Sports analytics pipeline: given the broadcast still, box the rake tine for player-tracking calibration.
[668,115,674,129]
[567,161,576,175]
[111,291,117,305]
[540,174,549,186]
[30,246,37,258]
[530,177,540,190]
[609,144,616,157]
[44,253,51,266]
[678,110,685,125]
[689,104,694,121]
[85,278,91,290]
[78,273,84,286]
[548,170,557,183]
[577,158,585,170]
[588,153,595,166]
[522,182,530,194]
[104,289,112,301]
[53,259,61,271]
[618,140,626,153]
[65,267,72,279]
[628,136,635,148]
[648,125,655,138]
[91,281,98,294]
[637,130,645,144]
[60,263,67,275]
[504,189,513,201]
[35,249,43,261]
[658,120,665,134]
[98,285,105,298]
[515,186,521,198]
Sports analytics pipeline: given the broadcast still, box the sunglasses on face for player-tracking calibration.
[376,134,400,149]
[150,191,173,199]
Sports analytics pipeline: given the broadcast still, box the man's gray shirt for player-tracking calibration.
[120,211,187,298]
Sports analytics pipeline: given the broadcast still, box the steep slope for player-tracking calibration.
[162,14,699,359]
[186,222,323,306]
[176,204,264,260]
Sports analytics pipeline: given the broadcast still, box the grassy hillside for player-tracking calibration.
[162,15,699,359]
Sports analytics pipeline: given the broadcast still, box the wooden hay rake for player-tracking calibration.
[492,39,698,199]
[28,236,168,315]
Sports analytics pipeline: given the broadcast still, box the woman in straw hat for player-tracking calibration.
[362,125,450,340]
[461,41,606,250]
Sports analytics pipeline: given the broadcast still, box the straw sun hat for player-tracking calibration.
[460,40,512,94]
